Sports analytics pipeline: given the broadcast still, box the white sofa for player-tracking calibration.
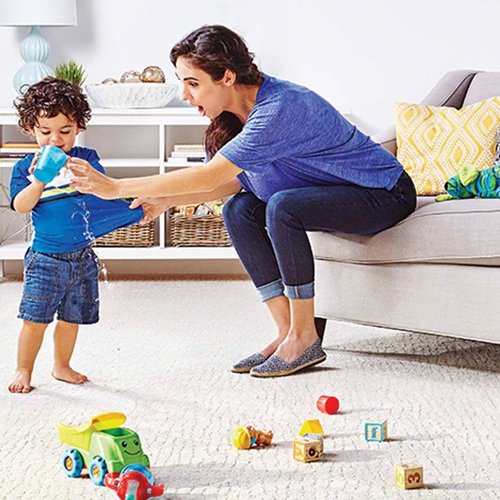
[311,70,500,344]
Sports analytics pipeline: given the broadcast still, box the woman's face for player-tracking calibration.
[176,56,232,119]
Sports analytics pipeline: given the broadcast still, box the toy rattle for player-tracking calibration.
[231,425,273,449]
[104,464,165,500]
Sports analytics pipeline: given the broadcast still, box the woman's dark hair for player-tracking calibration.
[170,25,262,158]
[14,76,92,132]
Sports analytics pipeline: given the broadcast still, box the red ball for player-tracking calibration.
[316,395,340,415]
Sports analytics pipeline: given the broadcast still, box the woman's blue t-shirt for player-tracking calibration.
[10,146,143,253]
[220,74,403,202]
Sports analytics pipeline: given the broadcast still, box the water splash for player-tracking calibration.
[71,198,95,244]
[100,261,109,282]
[98,256,115,297]
[70,199,115,294]
[70,199,118,298]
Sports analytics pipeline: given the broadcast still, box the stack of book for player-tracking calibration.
[0,142,39,162]
[167,144,206,165]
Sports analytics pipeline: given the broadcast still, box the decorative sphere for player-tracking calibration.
[140,65,165,83]
[101,78,119,85]
[120,70,141,83]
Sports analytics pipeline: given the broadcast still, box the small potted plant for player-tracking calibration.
[54,60,86,87]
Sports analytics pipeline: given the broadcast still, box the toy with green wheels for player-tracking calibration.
[56,412,151,487]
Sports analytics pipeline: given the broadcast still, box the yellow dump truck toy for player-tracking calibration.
[57,412,150,487]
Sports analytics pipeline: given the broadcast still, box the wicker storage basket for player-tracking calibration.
[94,221,156,247]
[169,213,231,247]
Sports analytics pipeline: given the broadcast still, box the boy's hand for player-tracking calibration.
[130,197,169,224]
[28,152,46,187]
[28,151,40,175]
[68,157,120,199]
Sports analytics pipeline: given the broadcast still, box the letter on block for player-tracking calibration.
[364,420,387,442]
[293,436,324,463]
[395,464,424,489]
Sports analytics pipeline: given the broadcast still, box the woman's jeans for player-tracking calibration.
[223,170,417,301]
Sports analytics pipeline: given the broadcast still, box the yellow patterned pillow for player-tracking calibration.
[395,97,500,195]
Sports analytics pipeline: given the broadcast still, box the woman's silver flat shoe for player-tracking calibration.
[231,352,268,373]
[249,340,326,378]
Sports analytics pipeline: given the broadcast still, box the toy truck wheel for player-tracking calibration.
[61,449,84,478]
[89,456,108,486]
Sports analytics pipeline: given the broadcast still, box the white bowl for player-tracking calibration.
[85,83,178,109]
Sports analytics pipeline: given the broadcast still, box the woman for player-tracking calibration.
[69,25,417,378]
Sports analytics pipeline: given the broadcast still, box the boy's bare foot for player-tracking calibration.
[8,369,33,394]
[52,366,88,385]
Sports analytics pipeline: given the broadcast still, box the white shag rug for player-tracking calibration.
[0,279,499,500]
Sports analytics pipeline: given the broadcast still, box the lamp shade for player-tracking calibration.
[0,0,77,27]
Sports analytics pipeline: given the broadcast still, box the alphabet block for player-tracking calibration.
[364,420,387,442]
[395,464,424,489]
[293,436,324,463]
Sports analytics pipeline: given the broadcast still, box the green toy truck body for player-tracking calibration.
[57,412,150,486]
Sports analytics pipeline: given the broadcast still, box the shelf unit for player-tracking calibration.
[0,107,238,275]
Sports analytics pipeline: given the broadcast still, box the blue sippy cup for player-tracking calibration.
[33,145,68,183]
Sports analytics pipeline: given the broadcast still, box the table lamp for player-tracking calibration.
[0,0,77,94]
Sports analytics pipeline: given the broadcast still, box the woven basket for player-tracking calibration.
[94,221,156,247]
[169,213,231,247]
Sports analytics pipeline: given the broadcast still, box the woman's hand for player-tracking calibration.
[68,157,120,199]
[129,197,169,224]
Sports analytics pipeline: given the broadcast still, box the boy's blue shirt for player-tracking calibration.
[220,74,404,202]
[10,146,143,253]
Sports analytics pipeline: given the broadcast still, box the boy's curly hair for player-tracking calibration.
[14,76,92,132]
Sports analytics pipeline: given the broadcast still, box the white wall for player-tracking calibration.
[1,0,500,133]
[1,0,499,276]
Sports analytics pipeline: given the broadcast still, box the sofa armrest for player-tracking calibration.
[372,70,481,154]
[420,69,479,108]
[372,125,397,155]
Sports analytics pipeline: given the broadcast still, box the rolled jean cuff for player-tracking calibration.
[257,279,285,302]
[284,281,315,300]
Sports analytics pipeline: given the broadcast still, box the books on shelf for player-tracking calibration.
[1,141,38,149]
[173,144,205,153]
[0,151,34,159]
[166,157,205,165]
[170,151,205,158]
[0,141,39,159]
[167,143,206,165]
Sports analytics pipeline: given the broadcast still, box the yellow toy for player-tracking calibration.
[395,464,424,490]
[293,436,324,463]
[298,419,324,436]
[231,426,273,450]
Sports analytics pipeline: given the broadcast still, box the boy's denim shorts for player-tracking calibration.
[19,246,100,325]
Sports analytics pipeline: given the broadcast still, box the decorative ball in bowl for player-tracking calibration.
[85,83,178,109]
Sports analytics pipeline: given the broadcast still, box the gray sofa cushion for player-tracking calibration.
[309,197,500,266]
[462,72,500,106]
